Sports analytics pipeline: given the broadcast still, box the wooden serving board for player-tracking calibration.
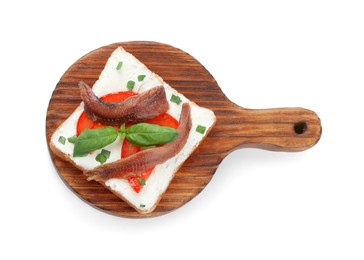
[46,41,322,218]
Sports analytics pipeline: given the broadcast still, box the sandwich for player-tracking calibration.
[49,47,216,214]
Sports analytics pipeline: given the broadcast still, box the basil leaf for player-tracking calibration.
[73,126,118,157]
[126,123,178,147]
[118,123,126,138]
[67,135,77,144]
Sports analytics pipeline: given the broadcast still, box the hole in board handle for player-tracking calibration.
[294,121,307,135]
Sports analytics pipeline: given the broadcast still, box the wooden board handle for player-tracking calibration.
[209,104,322,153]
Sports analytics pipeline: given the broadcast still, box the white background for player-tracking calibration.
[1,0,363,259]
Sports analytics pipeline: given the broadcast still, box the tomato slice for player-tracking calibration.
[100,91,137,103]
[128,177,143,193]
[123,137,153,193]
[76,111,95,136]
[121,138,141,158]
[127,168,154,194]
[123,113,178,193]
[144,113,179,129]
[76,91,137,135]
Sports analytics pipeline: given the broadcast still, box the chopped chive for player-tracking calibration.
[196,125,206,134]
[138,178,146,186]
[67,135,77,144]
[170,94,182,105]
[101,149,111,159]
[137,74,146,81]
[58,136,66,145]
[140,204,146,208]
[127,80,135,91]
[96,149,111,164]
[96,153,107,164]
[116,61,123,70]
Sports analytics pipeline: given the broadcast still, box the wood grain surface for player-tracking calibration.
[46,41,322,218]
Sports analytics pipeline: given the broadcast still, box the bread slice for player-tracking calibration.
[49,47,216,214]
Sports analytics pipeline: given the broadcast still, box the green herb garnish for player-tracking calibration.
[116,61,123,70]
[138,178,146,186]
[140,204,146,208]
[67,135,77,144]
[120,123,178,147]
[95,149,111,164]
[170,94,182,105]
[58,136,66,145]
[119,123,126,138]
[127,80,135,91]
[137,75,146,81]
[73,127,118,157]
[100,149,111,159]
[196,125,206,134]
[96,153,107,164]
